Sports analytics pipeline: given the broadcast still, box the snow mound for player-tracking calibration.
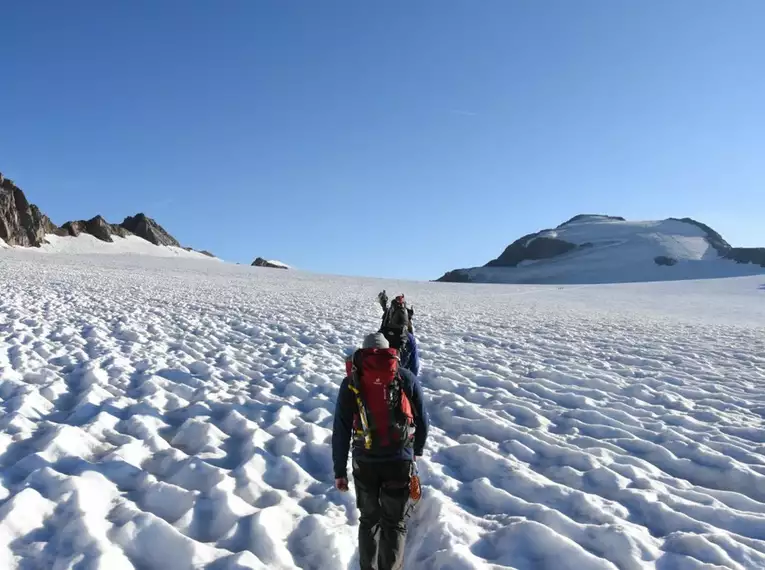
[442,217,765,284]
[266,259,290,269]
[1,251,765,568]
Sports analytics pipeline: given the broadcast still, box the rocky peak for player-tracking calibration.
[0,173,56,247]
[120,213,180,247]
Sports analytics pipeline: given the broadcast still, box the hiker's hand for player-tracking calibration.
[335,478,349,492]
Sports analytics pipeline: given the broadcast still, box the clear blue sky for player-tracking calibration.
[2,1,763,280]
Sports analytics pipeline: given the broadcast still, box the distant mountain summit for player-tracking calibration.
[1,170,207,256]
[438,214,765,284]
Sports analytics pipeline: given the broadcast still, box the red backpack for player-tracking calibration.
[345,348,414,452]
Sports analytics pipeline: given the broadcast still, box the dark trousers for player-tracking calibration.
[353,458,412,570]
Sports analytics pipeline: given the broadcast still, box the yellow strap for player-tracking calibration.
[349,384,373,450]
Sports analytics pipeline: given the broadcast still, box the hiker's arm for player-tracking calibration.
[402,369,429,456]
[332,378,354,479]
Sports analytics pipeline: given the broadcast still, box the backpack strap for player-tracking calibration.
[349,350,373,450]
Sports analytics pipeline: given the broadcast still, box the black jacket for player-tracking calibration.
[332,366,429,479]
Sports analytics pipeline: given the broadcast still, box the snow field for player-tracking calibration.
[0,252,764,568]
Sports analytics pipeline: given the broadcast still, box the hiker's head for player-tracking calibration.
[362,332,390,350]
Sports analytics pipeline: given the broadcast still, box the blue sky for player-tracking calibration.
[2,1,763,280]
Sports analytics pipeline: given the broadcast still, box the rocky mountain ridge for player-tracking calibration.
[1,171,197,252]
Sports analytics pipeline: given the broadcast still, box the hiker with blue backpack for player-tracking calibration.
[332,320,429,570]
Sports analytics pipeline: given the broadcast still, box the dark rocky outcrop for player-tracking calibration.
[654,256,678,266]
[60,220,87,238]
[0,173,56,247]
[30,204,58,236]
[110,224,132,238]
[60,215,137,243]
[725,248,765,267]
[252,257,288,269]
[61,216,114,242]
[486,234,579,268]
[120,214,180,247]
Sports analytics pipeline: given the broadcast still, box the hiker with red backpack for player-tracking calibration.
[377,291,421,377]
[333,332,429,570]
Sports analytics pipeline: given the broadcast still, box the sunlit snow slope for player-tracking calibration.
[38,234,216,259]
[1,251,764,569]
[452,217,765,284]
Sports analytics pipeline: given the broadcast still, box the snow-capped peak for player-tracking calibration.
[438,215,765,284]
